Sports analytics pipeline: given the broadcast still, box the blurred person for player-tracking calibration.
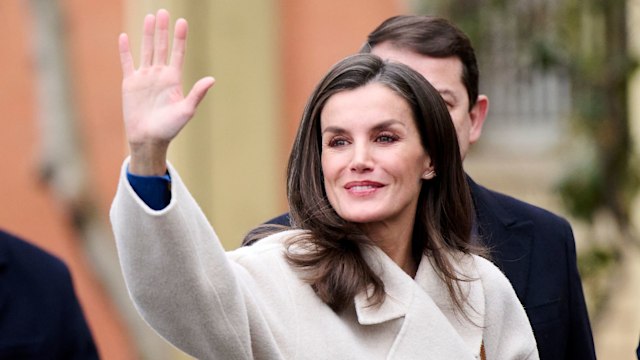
[263,15,595,360]
[110,10,538,359]
[0,229,99,359]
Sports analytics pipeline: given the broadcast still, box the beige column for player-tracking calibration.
[630,0,640,229]
[122,2,280,359]
[127,1,282,250]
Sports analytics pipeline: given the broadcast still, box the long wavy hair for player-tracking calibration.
[247,54,479,313]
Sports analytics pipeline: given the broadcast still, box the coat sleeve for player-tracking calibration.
[562,222,596,359]
[476,256,540,360]
[110,159,264,359]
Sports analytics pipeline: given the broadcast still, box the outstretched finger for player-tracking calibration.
[153,9,170,65]
[140,14,156,67]
[119,33,135,77]
[170,18,188,70]
[185,76,216,110]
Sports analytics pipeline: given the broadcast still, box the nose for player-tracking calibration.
[350,141,373,173]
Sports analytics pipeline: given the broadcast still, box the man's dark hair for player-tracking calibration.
[362,15,480,109]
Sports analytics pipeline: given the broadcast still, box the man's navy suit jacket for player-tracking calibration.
[266,177,596,360]
[0,230,99,359]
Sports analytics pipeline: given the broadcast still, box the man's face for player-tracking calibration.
[371,42,487,160]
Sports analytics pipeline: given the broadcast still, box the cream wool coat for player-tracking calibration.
[111,161,539,360]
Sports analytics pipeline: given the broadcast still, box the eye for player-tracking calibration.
[328,137,349,147]
[440,96,455,110]
[376,133,399,143]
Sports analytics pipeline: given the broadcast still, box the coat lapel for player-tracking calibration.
[414,254,484,353]
[356,246,481,359]
[468,177,533,302]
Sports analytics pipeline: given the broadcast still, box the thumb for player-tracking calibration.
[185,76,216,110]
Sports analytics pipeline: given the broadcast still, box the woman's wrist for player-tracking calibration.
[128,142,169,176]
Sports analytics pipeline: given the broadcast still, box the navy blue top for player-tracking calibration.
[127,170,171,210]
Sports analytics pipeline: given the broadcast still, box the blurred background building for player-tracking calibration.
[1,0,638,358]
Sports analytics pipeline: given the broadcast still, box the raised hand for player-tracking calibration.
[119,9,215,175]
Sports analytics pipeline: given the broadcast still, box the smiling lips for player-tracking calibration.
[344,181,384,196]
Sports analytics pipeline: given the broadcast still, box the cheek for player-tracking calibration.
[450,113,464,130]
[390,153,427,183]
[321,155,341,209]
[450,112,471,141]
[321,149,353,173]
[321,153,341,187]
[320,154,332,179]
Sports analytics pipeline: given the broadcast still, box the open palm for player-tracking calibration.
[119,9,214,174]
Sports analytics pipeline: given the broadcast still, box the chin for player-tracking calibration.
[339,212,386,224]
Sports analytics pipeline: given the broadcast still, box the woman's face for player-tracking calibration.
[320,82,433,228]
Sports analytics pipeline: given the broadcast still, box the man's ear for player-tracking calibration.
[468,95,489,145]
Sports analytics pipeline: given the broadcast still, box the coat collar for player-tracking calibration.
[355,245,484,358]
[354,245,412,325]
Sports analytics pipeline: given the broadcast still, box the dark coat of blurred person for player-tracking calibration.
[0,229,99,359]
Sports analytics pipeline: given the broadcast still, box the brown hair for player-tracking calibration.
[362,15,480,110]
[269,54,477,313]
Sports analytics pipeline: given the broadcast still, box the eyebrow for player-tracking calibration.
[321,119,406,135]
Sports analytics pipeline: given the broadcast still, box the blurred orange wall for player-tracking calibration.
[0,1,135,358]
[279,1,408,156]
